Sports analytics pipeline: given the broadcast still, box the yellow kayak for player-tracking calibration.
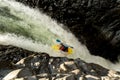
[52,44,73,54]
[52,44,60,51]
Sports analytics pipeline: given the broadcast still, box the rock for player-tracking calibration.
[65,74,75,80]
[60,63,67,72]
[0,45,120,80]
[3,69,22,80]
[0,45,34,66]
[85,75,99,80]
[71,69,80,75]
[64,61,77,70]
[17,68,33,78]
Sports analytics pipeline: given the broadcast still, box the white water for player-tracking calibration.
[0,0,120,71]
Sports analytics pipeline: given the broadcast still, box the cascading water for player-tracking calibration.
[0,0,120,71]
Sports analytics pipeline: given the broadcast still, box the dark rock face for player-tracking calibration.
[0,45,34,67]
[0,45,120,80]
[16,0,120,62]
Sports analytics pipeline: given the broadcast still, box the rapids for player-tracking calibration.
[0,0,120,71]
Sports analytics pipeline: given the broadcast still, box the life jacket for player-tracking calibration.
[59,44,68,52]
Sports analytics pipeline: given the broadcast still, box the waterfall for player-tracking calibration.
[0,0,120,71]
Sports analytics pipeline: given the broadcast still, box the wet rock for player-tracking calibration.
[85,75,99,80]
[17,68,33,78]
[3,69,22,80]
[59,63,67,72]
[0,45,34,66]
[65,74,76,80]
[64,61,77,70]
[70,69,80,75]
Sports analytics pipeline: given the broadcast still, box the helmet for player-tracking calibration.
[56,39,61,43]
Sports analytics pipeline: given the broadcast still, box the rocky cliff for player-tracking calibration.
[0,45,120,80]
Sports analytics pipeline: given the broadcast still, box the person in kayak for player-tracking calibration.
[52,39,73,54]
